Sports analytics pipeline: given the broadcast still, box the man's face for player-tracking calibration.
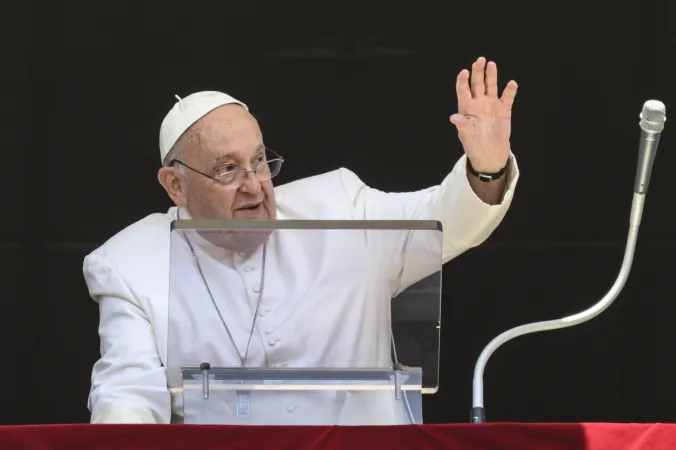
[166,104,277,222]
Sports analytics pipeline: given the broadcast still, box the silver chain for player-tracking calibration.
[182,232,267,367]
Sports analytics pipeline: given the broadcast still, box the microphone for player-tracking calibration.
[470,100,666,424]
[635,100,666,194]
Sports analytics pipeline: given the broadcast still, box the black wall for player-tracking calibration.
[2,1,674,424]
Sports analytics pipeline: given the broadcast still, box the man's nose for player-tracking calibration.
[239,171,262,193]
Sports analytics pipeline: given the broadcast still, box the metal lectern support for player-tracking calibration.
[200,362,210,399]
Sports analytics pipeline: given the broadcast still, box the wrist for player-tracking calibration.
[467,156,510,182]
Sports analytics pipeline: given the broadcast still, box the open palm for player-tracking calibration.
[450,57,518,173]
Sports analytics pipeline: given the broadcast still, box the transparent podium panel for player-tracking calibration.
[167,220,442,425]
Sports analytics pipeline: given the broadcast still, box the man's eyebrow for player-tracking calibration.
[212,153,236,165]
[210,153,236,171]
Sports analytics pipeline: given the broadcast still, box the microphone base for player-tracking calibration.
[470,407,485,423]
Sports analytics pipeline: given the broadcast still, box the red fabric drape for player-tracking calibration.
[0,423,674,450]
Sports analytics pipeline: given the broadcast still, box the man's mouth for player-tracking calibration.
[237,202,262,211]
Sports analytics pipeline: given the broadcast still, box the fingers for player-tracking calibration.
[457,57,518,110]
[500,80,519,109]
[485,61,498,97]
[456,69,472,106]
[470,57,486,97]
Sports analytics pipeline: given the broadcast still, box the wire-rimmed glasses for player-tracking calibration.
[170,148,284,191]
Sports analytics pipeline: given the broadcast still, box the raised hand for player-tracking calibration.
[450,57,518,173]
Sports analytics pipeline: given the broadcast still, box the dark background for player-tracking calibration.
[2,1,674,425]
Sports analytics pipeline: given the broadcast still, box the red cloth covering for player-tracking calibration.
[0,423,674,450]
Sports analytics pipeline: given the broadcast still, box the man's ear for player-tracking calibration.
[157,167,188,207]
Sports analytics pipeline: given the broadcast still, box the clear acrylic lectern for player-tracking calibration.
[167,219,442,425]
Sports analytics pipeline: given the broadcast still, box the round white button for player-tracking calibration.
[252,284,261,293]
[268,339,280,346]
[265,328,273,334]
[244,266,254,272]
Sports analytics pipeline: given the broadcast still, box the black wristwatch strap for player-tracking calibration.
[467,158,509,182]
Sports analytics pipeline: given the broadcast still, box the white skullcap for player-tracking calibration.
[159,91,248,164]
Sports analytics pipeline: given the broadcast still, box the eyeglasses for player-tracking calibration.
[169,148,284,191]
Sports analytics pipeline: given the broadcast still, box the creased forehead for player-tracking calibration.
[198,104,261,146]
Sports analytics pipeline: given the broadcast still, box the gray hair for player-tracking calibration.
[164,138,186,173]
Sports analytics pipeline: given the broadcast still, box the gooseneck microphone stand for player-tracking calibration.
[470,100,667,423]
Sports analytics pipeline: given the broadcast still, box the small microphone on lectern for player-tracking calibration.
[470,100,666,424]
[635,100,666,194]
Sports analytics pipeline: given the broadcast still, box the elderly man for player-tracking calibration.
[83,56,520,424]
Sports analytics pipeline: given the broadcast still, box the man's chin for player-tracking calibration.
[198,229,272,254]
[191,204,276,253]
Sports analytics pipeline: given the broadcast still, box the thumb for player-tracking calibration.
[450,113,472,130]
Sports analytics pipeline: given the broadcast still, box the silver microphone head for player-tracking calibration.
[634,99,666,194]
[640,100,666,133]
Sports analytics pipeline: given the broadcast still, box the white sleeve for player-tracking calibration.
[338,153,520,295]
[84,254,171,424]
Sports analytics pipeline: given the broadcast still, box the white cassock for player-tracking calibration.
[83,154,520,424]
